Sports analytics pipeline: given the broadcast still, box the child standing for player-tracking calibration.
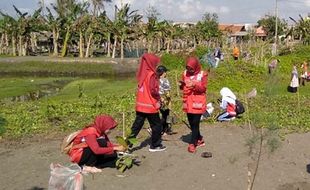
[156,65,174,135]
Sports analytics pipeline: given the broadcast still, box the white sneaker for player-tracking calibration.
[147,128,152,135]
[149,144,167,152]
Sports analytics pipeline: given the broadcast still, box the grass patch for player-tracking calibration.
[50,78,136,100]
[0,77,74,99]
[2,46,310,138]
[0,61,116,77]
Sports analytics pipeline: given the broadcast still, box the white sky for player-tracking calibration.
[0,0,309,24]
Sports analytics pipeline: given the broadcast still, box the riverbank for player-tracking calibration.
[0,56,139,77]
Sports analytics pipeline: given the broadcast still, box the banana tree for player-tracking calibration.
[95,12,114,57]
[113,4,142,59]
[0,18,4,54]
[155,20,169,52]
[73,14,91,57]
[143,17,159,53]
[12,5,29,56]
[88,0,111,16]
[289,15,310,44]
[0,14,17,55]
[45,7,61,56]
[54,0,89,57]
[9,6,44,56]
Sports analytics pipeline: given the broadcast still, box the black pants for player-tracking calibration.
[78,138,117,167]
[160,109,171,133]
[187,113,203,145]
[131,111,162,147]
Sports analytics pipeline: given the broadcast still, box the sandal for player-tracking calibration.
[201,151,212,158]
[83,166,102,173]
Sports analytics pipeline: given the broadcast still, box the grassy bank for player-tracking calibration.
[0,57,139,77]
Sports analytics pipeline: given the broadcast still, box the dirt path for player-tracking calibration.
[0,124,310,190]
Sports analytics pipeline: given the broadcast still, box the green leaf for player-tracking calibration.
[125,127,132,137]
[123,157,133,167]
[116,136,128,149]
[127,137,138,145]
[115,158,121,167]
[118,164,127,173]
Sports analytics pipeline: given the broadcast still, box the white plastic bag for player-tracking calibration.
[48,163,83,190]
[206,102,214,115]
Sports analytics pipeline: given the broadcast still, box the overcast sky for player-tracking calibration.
[1,0,309,24]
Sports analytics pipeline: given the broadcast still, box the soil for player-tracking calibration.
[0,123,310,190]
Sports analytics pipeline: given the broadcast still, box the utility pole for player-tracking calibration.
[274,0,278,55]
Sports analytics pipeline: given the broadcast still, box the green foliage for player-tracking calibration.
[0,61,116,77]
[0,116,7,136]
[161,53,185,70]
[115,129,138,172]
[267,136,281,153]
[2,45,310,139]
[0,77,73,99]
[196,12,221,40]
[257,14,288,41]
[116,155,134,172]
[194,45,210,59]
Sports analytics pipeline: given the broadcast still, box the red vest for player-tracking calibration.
[182,71,206,114]
[69,127,99,163]
[135,72,160,113]
[227,103,236,116]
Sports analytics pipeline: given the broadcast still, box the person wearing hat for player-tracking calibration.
[156,65,174,135]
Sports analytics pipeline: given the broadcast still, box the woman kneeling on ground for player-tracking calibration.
[217,87,237,122]
[69,115,125,173]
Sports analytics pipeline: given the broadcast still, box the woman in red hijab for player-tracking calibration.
[69,115,125,173]
[130,53,166,152]
[179,57,207,153]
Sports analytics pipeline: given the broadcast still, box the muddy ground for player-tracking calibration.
[0,123,310,190]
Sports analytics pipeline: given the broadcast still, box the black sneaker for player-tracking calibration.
[148,144,167,152]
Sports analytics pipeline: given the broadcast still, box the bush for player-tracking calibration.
[161,53,185,70]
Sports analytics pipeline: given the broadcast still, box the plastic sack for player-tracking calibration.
[201,102,214,120]
[207,53,216,68]
[48,163,83,190]
[200,52,215,68]
[206,102,214,115]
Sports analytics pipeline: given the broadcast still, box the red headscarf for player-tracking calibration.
[186,57,201,76]
[136,53,160,87]
[92,115,118,135]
